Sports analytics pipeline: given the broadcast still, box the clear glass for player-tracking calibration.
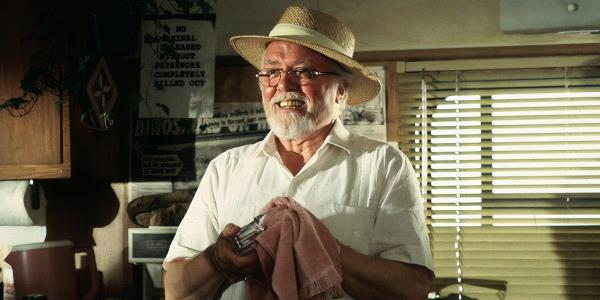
[256,69,337,87]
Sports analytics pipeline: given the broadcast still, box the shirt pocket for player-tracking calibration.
[320,204,375,255]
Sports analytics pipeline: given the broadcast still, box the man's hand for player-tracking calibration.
[260,196,293,213]
[208,223,261,283]
[164,223,262,299]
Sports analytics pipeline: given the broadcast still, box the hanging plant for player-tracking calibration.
[0,0,91,117]
[0,0,215,122]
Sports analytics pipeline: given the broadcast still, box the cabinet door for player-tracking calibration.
[0,1,70,179]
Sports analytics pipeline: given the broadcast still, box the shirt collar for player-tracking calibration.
[323,119,352,154]
[254,119,352,158]
[256,130,278,158]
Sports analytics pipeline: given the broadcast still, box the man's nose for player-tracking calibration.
[277,70,299,91]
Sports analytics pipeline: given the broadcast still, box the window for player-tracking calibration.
[397,56,600,300]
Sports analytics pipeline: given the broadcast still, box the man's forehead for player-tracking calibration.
[262,41,331,67]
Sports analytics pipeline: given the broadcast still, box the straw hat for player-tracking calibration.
[229,6,381,106]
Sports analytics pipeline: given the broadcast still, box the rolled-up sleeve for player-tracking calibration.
[370,149,433,272]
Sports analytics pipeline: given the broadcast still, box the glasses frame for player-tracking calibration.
[256,69,338,87]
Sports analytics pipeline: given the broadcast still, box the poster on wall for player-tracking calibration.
[131,118,196,182]
[195,102,268,137]
[138,18,215,118]
[342,66,387,142]
[132,102,268,189]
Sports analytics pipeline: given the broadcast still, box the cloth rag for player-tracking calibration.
[246,198,344,300]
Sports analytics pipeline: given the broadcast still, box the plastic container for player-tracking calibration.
[4,241,98,300]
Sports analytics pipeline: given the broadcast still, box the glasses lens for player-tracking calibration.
[268,71,281,86]
[297,70,314,86]
[257,74,273,87]
[257,70,324,87]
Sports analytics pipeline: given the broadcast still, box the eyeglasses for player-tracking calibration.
[256,69,338,87]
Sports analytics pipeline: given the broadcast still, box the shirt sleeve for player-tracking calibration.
[369,148,434,272]
[163,159,221,269]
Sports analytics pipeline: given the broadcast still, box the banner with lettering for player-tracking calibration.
[131,102,268,187]
[139,18,215,118]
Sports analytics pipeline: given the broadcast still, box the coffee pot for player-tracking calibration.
[4,240,99,300]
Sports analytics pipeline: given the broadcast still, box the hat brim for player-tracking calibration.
[230,35,381,106]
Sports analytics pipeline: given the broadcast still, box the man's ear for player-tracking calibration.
[336,85,346,103]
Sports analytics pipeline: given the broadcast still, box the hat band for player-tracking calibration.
[268,23,351,57]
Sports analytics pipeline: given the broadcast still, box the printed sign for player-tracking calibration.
[132,102,268,187]
[343,66,387,141]
[141,154,184,176]
[139,18,215,118]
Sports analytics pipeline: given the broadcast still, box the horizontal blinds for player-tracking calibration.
[397,65,600,300]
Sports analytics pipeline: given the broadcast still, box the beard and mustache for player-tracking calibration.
[264,87,341,140]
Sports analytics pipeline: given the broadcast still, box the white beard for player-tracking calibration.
[265,87,339,140]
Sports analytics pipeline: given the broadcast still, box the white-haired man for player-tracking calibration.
[163,6,434,300]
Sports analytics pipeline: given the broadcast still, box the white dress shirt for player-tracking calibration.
[164,120,433,300]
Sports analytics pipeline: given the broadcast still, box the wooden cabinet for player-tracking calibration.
[0,1,70,179]
[0,103,70,179]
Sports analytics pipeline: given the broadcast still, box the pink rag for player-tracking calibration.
[246,199,344,300]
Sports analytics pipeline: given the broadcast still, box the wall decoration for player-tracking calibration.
[138,18,215,118]
[195,102,267,136]
[342,66,387,141]
[132,102,268,188]
[85,57,118,129]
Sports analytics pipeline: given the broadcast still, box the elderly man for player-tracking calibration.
[163,6,433,300]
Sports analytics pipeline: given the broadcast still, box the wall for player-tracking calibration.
[214,0,600,56]
[93,183,130,299]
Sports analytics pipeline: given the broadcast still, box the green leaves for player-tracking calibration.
[1,10,92,116]
[20,65,50,96]
[143,0,214,16]
[80,109,114,130]
[144,0,161,15]
[155,103,170,115]
[80,109,94,123]
[194,0,213,17]
[175,0,193,14]
[0,97,29,110]
[159,43,180,61]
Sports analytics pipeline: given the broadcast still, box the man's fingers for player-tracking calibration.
[212,223,261,283]
[273,196,292,207]
[233,249,258,264]
[221,223,240,238]
[260,201,278,213]
[271,196,292,208]
[260,196,293,213]
[238,251,260,274]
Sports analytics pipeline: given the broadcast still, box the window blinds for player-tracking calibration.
[396,60,600,300]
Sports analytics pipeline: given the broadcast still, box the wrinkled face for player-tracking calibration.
[260,41,345,140]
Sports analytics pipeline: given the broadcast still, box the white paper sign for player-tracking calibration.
[128,182,173,203]
[139,18,215,118]
[343,66,387,142]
